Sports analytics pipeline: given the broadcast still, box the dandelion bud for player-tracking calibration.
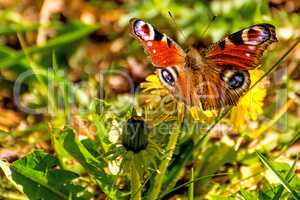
[122,118,148,152]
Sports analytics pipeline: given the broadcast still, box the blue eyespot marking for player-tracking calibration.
[228,72,245,89]
[161,69,175,86]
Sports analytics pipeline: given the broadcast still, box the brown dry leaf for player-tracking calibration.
[127,57,152,82]
[0,107,22,128]
[0,0,13,8]
[72,115,95,140]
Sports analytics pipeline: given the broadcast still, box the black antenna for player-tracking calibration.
[168,11,186,40]
[199,15,217,38]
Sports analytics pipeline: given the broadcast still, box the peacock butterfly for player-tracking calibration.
[130,18,277,110]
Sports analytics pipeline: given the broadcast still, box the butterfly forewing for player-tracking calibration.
[204,23,277,70]
[130,18,186,67]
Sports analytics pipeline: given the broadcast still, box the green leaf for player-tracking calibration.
[60,127,124,199]
[51,128,84,173]
[147,124,181,200]
[0,150,91,200]
[258,191,272,200]
[163,137,197,192]
[0,160,24,193]
[238,190,257,200]
[256,151,300,200]
[195,143,237,191]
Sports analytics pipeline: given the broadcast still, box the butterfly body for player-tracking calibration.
[130,18,277,110]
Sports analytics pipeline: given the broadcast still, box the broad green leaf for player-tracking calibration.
[51,128,85,173]
[0,160,24,193]
[60,127,124,199]
[1,150,91,200]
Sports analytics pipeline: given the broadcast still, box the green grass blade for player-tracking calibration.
[188,168,194,200]
[27,24,99,54]
[250,36,300,90]
[256,151,300,200]
[0,45,19,56]
[238,189,257,200]
[0,24,98,68]
[158,173,230,199]
[0,24,39,35]
[272,154,298,200]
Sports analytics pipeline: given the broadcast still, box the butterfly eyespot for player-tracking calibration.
[158,67,178,87]
[161,69,175,85]
[221,70,248,90]
[228,72,245,89]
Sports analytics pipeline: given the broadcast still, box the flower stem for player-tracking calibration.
[148,125,180,200]
[130,161,142,200]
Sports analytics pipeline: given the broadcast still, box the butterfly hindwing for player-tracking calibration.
[196,23,277,109]
[191,69,251,110]
[130,18,186,67]
[204,23,277,70]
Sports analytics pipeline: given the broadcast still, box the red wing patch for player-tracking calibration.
[130,18,186,67]
[205,23,277,70]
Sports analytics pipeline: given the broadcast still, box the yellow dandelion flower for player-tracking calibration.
[230,69,267,130]
[141,75,164,92]
[189,106,217,123]
[139,75,216,125]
